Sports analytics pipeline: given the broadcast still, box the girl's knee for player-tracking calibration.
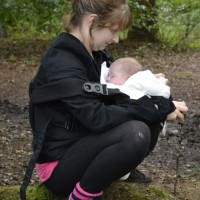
[125,121,150,140]
[122,121,151,151]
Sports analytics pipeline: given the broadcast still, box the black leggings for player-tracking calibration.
[45,120,158,196]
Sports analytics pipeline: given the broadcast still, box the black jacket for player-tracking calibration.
[30,32,175,163]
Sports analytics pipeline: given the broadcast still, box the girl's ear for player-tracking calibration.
[88,14,99,27]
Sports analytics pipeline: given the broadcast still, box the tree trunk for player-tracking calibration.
[0,22,7,37]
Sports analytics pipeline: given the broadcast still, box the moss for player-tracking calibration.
[0,182,174,200]
[0,185,21,200]
[103,182,174,200]
[0,184,61,200]
[26,184,55,200]
[149,186,173,200]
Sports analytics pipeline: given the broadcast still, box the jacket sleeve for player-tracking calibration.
[61,91,164,133]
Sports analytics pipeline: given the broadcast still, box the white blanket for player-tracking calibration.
[100,61,170,99]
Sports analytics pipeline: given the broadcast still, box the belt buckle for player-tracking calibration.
[83,83,108,95]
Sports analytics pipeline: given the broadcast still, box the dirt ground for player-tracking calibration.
[0,39,200,199]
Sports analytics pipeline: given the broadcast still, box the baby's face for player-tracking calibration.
[106,68,128,85]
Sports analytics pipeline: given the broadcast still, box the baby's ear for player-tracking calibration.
[126,74,131,80]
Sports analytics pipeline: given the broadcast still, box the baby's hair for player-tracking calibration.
[63,0,131,32]
[125,57,142,75]
[113,57,143,76]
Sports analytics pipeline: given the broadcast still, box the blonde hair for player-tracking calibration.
[63,0,131,32]
[111,57,143,76]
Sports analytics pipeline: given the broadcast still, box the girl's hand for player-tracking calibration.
[154,73,169,84]
[167,101,188,121]
[154,73,165,78]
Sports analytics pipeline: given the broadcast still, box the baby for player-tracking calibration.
[106,57,170,100]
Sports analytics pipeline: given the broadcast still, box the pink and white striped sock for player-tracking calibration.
[68,182,103,200]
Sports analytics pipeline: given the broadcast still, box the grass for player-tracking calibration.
[188,167,200,178]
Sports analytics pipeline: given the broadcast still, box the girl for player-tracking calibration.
[21,1,188,200]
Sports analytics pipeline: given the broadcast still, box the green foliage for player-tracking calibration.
[129,0,157,33]
[0,0,67,38]
[156,0,200,50]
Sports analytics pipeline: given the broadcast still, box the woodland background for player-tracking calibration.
[0,0,200,50]
[0,0,200,199]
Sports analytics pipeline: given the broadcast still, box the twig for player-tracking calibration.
[173,122,184,196]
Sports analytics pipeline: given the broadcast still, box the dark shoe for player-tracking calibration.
[65,195,70,200]
[93,197,103,200]
[125,169,152,183]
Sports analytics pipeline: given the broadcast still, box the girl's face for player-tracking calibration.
[91,25,120,51]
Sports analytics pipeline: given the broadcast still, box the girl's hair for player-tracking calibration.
[63,0,131,32]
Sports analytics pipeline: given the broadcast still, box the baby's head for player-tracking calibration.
[106,57,142,85]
